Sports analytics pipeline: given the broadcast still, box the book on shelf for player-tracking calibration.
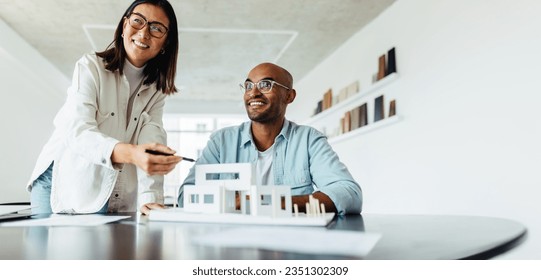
[350,107,360,130]
[377,54,386,81]
[374,95,385,122]
[343,111,351,133]
[389,99,396,117]
[337,88,347,104]
[386,47,396,76]
[326,89,333,109]
[347,80,360,97]
[322,89,333,111]
[349,103,368,130]
[359,103,368,127]
[335,80,360,106]
[314,100,323,115]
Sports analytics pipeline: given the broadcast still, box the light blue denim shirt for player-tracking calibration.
[178,120,362,215]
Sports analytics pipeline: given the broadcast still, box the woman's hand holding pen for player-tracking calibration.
[112,143,181,175]
[135,143,182,175]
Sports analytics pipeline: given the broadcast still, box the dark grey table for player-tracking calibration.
[0,213,526,259]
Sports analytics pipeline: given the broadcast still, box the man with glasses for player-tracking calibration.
[178,63,362,215]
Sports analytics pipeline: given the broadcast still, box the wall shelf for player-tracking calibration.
[304,72,399,126]
[328,115,402,145]
[301,71,401,145]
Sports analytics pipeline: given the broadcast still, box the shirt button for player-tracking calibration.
[110,112,115,116]
[102,159,106,164]
[115,194,119,198]
[134,117,137,121]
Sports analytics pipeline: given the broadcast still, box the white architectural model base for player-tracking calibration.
[149,163,335,226]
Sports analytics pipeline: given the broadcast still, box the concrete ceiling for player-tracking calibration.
[0,0,395,114]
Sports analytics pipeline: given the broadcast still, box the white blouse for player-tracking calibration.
[28,53,167,213]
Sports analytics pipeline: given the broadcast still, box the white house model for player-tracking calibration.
[183,163,293,218]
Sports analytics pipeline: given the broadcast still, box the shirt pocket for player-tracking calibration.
[134,111,162,144]
[285,167,314,195]
[137,111,151,127]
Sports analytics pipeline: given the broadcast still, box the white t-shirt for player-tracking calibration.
[256,145,274,186]
[124,60,145,125]
[108,60,145,212]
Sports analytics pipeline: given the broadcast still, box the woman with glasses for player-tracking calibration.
[27,0,182,215]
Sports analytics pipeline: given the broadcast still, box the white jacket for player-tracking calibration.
[28,53,167,213]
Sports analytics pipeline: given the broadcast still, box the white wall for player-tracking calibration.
[0,19,68,203]
[289,0,541,259]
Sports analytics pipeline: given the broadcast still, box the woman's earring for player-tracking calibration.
[121,33,124,38]
[160,49,165,54]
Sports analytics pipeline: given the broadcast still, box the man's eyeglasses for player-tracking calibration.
[240,79,290,94]
[126,12,168,39]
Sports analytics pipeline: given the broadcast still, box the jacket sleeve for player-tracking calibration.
[136,91,167,207]
[307,129,363,215]
[54,55,119,170]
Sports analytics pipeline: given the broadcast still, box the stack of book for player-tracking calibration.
[340,103,368,134]
[313,89,333,115]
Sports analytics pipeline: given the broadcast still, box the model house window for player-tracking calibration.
[203,194,214,204]
[260,194,272,206]
[162,114,246,205]
[190,194,199,204]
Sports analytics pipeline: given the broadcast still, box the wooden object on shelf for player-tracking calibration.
[377,54,386,81]
[386,47,396,76]
[343,111,351,133]
[350,103,367,130]
[359,103,368,127]
[302,72,400,145]
[322,89,333,111]
[347,80,360,97]
[321,93,327,111]
[304,73,398,127]
[314,100,323,115]
[389,99,396,117]
[337,88,348,104]
[350,107,360,130]
[336,80,360,105]
[329,116,402,145]
[374,95,385,122]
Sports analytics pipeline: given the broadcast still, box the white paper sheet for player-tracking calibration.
[0,214,130,227]
[0,205,32,216]
[192,227,381,257]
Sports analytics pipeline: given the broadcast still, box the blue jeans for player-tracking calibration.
[30,163,54,214]
[30,162,108,214]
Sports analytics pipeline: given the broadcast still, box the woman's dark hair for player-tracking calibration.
[96,0,178,94]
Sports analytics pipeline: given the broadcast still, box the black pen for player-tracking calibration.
[144,149,195,162]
